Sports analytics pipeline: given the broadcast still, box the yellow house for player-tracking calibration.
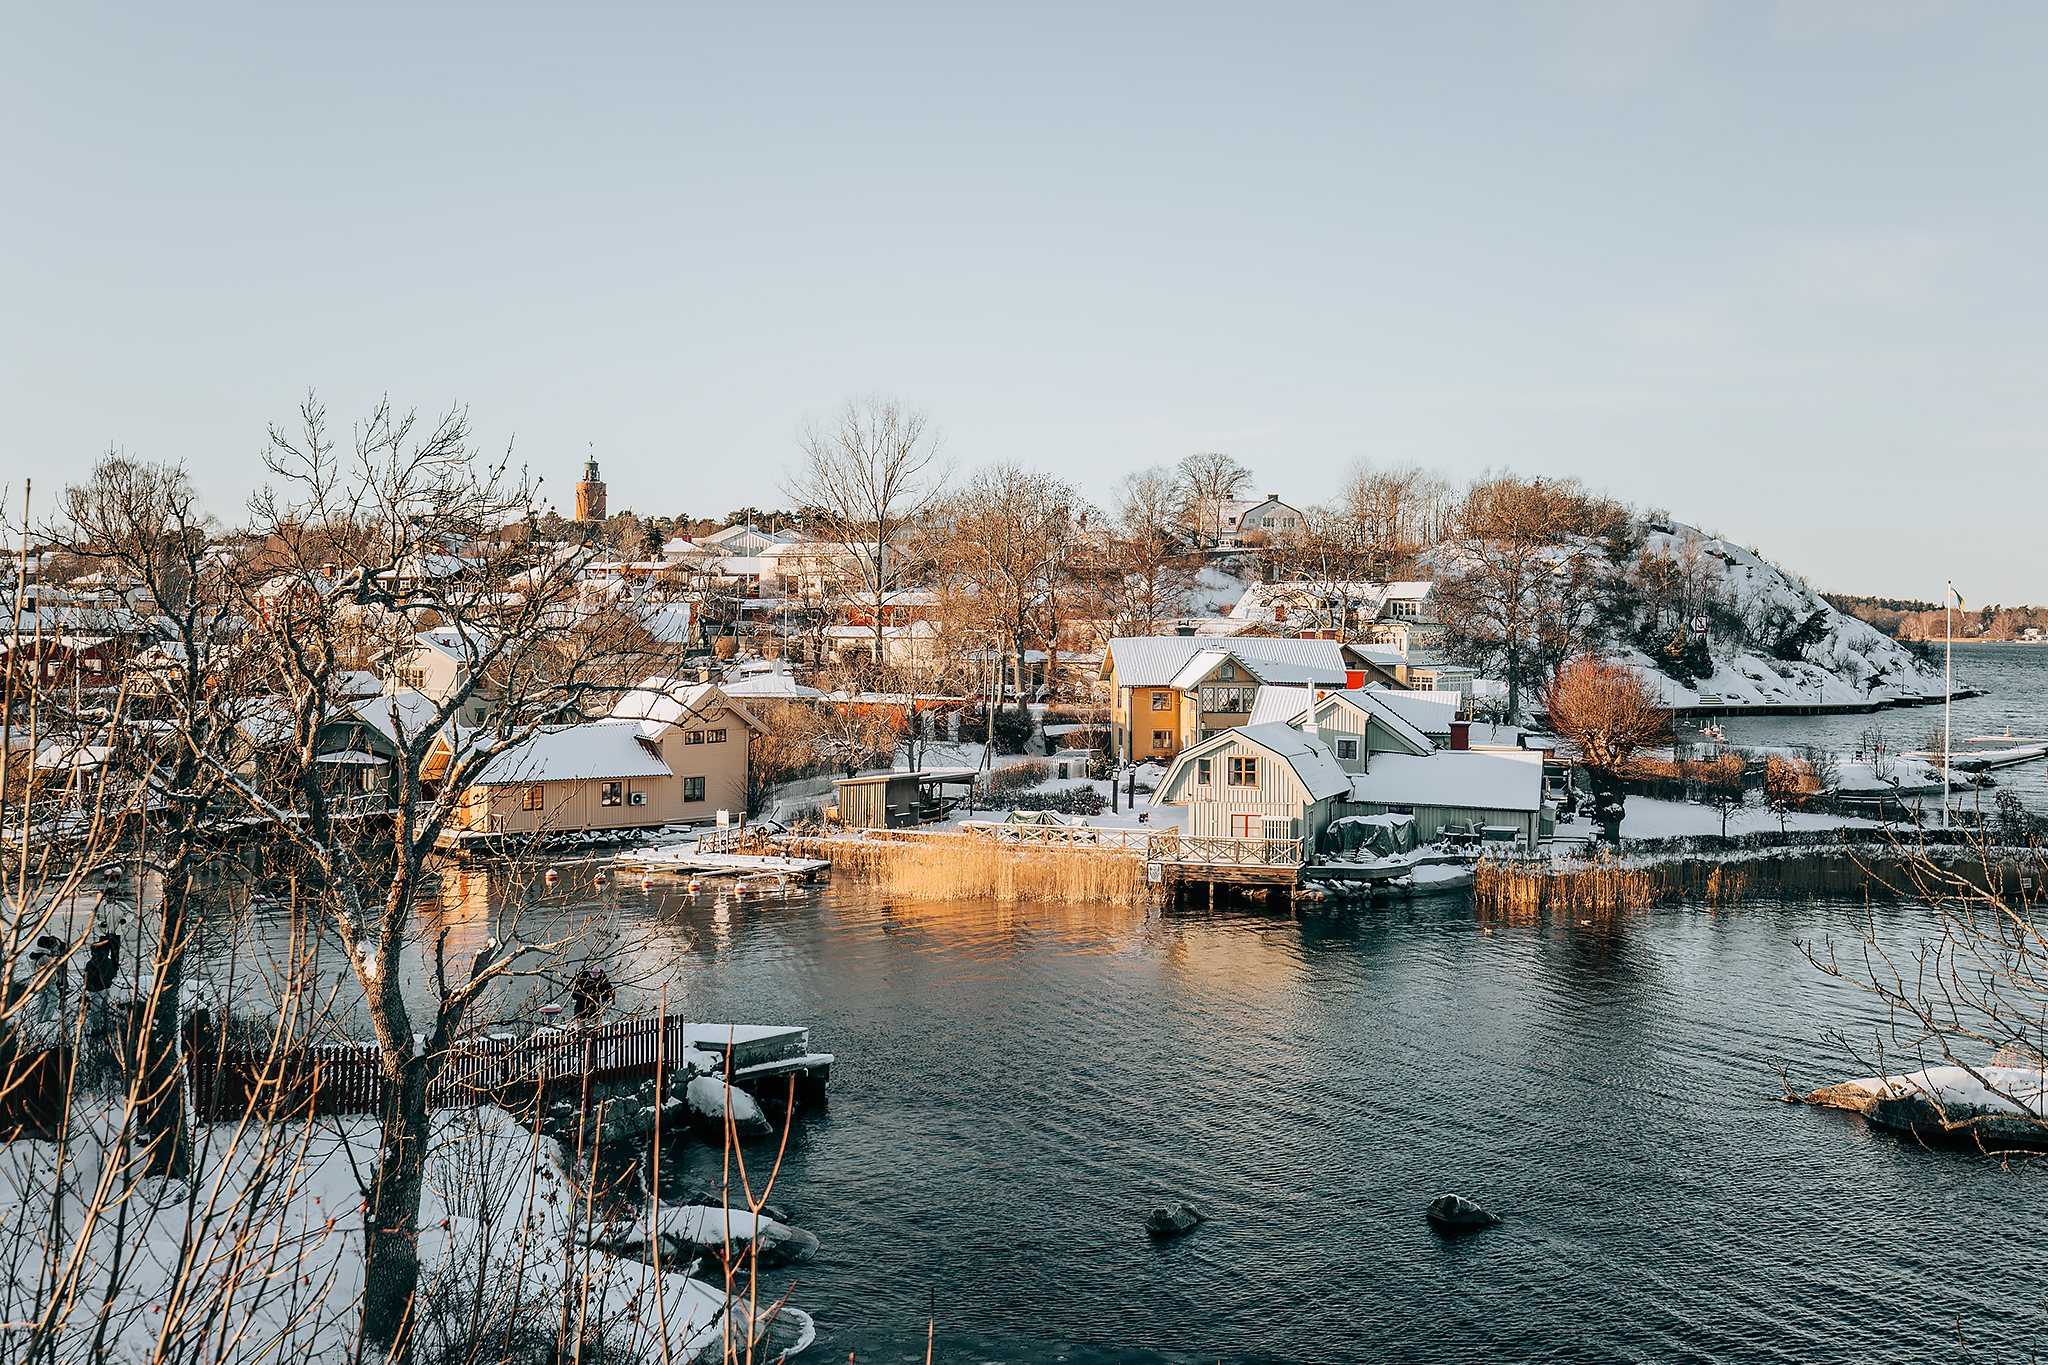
[1098,636,1404,765]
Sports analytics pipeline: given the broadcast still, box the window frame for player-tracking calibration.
[683,729,705,745]
[1150,690,1172,712]
[1151,729,1171,751]
[707,728,727,743]
[599,781,623,807]
[683,776,707,803]
[1196,758,1212,785]
[522,785,545,811]
[1335,739,1358,761]
[1227,756,1259,787]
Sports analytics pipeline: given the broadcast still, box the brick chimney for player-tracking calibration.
[1448,720,1470,751]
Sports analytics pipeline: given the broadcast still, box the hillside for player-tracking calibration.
[1610,527,1946,708]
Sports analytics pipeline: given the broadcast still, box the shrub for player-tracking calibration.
[989,703,1037,755]
[985,760,1050,794]
[1053,725,1110,754]
[1002,787,1106,815]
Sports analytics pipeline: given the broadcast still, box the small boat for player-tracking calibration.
[1424,1193,1501,1233]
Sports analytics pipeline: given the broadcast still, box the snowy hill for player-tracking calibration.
[1609,525,1945,709]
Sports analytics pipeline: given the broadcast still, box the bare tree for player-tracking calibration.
[1541,655,1669,845]
[1100,465,1198,637]
[929,462,1083,703]
[215,394,655,1362]
[783,397,948,670]
[1174,451,1253,547]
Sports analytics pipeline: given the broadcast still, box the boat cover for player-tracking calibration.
[1324,812,1419,858]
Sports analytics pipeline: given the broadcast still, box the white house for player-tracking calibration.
[383,627,497,726]
[1154,688,1552,850]
[1214,495,1307,547]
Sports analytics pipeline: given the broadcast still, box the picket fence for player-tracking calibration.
[185,1014,699,1121]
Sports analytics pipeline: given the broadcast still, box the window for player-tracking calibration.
[522,785,545,811]
[1262,516,1275,528]
[683,730,705,745]
[1230,813,1260,839]
[1227,756,1259,786]
[1335,739,1358,760]
[683,776,706,802]
[1150,690,1171,711]
[707,728,727,743]
[600,781,623,807]
[1283,517,1296,528]
[395,667,427,690]
[1391,599,1420,618]
[1218,661,1234,681]
[1196,758,1211,785]
[1151,730,1171,751]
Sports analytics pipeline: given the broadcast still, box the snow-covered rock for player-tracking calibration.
[685,1075,773,1137]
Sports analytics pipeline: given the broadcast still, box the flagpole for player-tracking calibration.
[1943,582,1953,832]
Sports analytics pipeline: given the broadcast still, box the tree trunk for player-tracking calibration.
[138,857,192,1179]
[361,1051,431,1362]
[1589,768,1626,847]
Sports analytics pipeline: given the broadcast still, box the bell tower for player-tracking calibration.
[574,459,607,523]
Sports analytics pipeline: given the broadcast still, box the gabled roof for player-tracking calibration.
[609,676,764,735]
[1157,721,1353,804]
[467,720,674,786]
[347,690,456,750]
[1166,649,1350,692]
[1102,636,1371,687]
[1314,690,1436,755]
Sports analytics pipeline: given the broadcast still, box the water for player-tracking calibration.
[168,645,2048,1361]
[1716,641,2048,814]
[617,883,2045,1363]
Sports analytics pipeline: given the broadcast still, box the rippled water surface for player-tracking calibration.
[613,882,2045,1363]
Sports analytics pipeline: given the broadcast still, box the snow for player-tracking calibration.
[1346,749,1544,813]
[1617,795,1882,838]
[1604,526,1945,709]
[686,1076,768,1128]
[0,1103,779,1363]
[468,720,674,786]
[1835,1066,2048,1116]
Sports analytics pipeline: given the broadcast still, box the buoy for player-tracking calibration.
[544,869,559,884]
[687,879,701,894]
[733,881,747,898]
[641,876,654,890]
[594,872,609,886]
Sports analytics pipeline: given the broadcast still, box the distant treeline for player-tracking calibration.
[1824,592,2048,640]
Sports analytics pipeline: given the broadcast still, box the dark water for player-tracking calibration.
[611,881,2045,1364]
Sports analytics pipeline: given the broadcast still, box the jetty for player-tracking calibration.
[618,824,830,880]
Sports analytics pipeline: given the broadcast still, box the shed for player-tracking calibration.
[831,768,979,829]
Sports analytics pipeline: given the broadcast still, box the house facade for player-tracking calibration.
[1099,636,1405,765]
[443,680,761,837]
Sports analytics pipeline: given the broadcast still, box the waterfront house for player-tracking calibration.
[1098,635,1404,765]
[383,627,497,726]
[1153,689,1551,848]
[438,678,761,839]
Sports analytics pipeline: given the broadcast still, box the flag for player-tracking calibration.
[1952,586,1965,613]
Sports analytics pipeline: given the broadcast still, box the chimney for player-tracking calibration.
[1174,622,1196,637]
[1449,720,1469,751]
[321,561,337,580]
[1274,605,1285,622]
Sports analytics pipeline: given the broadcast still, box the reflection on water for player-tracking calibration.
[186,865,2044,1361]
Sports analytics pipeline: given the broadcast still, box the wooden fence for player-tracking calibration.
[186,1015,699,1122]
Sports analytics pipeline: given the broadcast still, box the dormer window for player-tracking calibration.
[1218,662,1234,681]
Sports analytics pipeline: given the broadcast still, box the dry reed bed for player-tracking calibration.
[786,830,1148,904]
[1473,848,2021,916]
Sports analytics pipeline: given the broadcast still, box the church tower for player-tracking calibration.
[574,459,607,523]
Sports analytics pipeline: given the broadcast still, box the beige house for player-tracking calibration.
[443,679,761,837]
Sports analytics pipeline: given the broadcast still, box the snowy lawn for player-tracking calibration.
[1618,796,1885,840]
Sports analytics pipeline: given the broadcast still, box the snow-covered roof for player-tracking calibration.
[1380,581,1434,601]
[347,690,454,749]
[637,603,694,645]
[1352,689,1457,738]
[1166,722,1352,803]
[1346,749,1544,813]
[724,673,826,700]
[1103,636,1367,686]
[609,677,760,734]
[468,720,674,786]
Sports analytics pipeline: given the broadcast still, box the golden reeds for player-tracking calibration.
[792,831,1148,904]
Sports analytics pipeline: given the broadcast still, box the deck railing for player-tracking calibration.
[955,821,1154,852]
[186,1014,702,1121]
[1145,831,1304,868]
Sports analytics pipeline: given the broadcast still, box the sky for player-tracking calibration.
[2,2,2043,603]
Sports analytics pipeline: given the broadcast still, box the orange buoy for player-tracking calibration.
[594,872,609,886]
[687,879,701,894]
[544,868,559,884]
[640,876,654,890]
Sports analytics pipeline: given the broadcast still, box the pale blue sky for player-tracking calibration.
[3,2,2042,601]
